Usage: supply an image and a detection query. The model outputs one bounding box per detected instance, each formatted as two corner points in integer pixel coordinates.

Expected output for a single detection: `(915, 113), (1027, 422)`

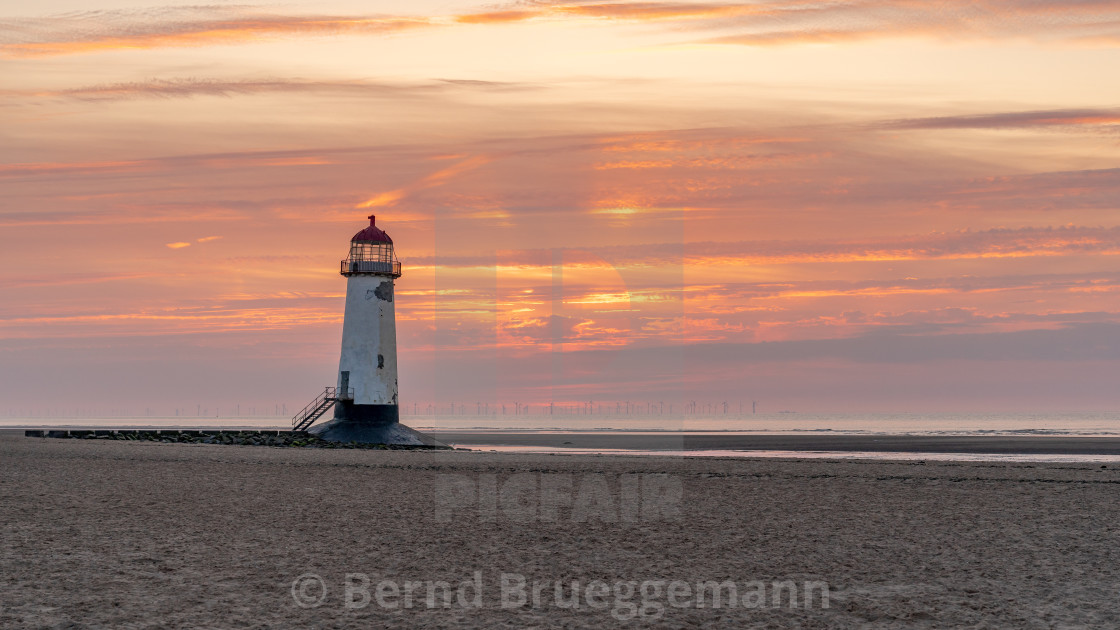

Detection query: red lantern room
(341, 215), (402, 277)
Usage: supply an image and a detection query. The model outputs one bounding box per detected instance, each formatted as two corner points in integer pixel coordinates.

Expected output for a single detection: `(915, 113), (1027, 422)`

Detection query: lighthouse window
(347, 242), (395, 263)
(342, 240), (401, 277)
(377, 354), (385, 369)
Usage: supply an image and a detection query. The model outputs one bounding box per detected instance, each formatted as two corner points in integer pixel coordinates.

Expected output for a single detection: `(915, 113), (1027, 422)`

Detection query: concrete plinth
(307, 418), (445, 446)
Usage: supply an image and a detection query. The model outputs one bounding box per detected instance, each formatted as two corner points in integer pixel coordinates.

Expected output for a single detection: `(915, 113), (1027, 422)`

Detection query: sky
(2, 0), (1120, 417)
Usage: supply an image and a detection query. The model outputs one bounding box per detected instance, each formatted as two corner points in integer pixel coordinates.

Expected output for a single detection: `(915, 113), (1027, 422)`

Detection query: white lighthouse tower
(293, 215), (441, 446)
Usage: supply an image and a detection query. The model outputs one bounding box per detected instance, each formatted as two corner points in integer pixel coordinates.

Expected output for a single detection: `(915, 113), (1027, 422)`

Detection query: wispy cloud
(1, 77), (534, 102)
(405, 225), (1120, 269)
(0, 208), (246, 227)
(357, 155), (492, 209)
(677, 321), (1120, 364)
(0, 159), (150, 177)
(695, 0), (1120, 47)
(0, 272), (156, 290)
(0, 6), (431, 57)
(882, 108), (1120, 131)
(0, 146), (371, 180)
(456, 2), (780, 24)
(4, 1), (1117, 58)
(0, 305), (342, 338)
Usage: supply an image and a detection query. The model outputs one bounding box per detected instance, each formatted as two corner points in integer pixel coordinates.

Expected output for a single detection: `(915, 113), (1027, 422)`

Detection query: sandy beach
(3, 432), (1119, 628)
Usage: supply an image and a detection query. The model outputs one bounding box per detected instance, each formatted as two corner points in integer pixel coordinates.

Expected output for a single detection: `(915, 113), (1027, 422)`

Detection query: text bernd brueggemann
(291, 571), (830, 620)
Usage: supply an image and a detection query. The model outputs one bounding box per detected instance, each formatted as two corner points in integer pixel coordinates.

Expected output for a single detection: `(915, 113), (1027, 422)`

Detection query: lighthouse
(293, 215), (441, 446)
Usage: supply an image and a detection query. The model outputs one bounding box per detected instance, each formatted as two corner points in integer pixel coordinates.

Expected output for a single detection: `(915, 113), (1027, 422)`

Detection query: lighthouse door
(340, 371), (350, 398)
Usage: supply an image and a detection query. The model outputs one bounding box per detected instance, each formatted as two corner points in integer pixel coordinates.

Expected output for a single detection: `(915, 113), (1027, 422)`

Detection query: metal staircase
(291, 386), (353, 431)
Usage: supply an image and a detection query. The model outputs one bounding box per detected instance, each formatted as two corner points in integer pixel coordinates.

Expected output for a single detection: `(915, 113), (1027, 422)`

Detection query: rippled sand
(2, 433), (1118, 628)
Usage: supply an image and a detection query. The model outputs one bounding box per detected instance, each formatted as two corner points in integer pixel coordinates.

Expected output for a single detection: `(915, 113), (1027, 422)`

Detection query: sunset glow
(3, 1), (1120, 415)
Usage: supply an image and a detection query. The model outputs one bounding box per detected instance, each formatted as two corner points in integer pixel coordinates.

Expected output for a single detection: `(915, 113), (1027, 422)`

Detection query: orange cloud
(1, 12), (433, 58)
(0, 151), (340, 180)
(455, 11), (538, 25)
(455, 2), (779, 25)
(7, 1), (1117, 58)
(0, 307), (342, 338)
(0, 160), (150, 177)
(593, 152), (826, 170)
(0, 273), (156, 290)
(405, 226), (1120, 270)
(552, 2), (777, 20)
(356, 155), (490, 209)
(704, 29), (884, 47)
(599, 136), (808, 152)
(0, 208), (245, 228)
(357, 190), (407, 209)
(260, 157), (334, 167)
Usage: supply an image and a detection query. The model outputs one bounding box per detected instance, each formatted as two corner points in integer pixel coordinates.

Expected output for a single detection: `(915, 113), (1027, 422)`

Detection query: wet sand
(3, 433), (1119, 628)
(433, 430), (1120, 454)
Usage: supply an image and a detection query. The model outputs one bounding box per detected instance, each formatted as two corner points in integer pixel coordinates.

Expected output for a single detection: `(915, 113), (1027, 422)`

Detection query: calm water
(9, 412), (1120, 462)
(466, 444), (1120, 464)
(6, 411), (1120, 436)
(413, 411), (1120, 436)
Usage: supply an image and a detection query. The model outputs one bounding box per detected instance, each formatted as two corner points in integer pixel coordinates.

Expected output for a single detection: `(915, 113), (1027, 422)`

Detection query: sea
(7, 411), (1120, 463)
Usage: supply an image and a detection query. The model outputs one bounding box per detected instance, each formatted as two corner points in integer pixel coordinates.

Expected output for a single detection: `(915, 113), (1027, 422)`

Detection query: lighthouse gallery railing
(341, 260), (402, 276)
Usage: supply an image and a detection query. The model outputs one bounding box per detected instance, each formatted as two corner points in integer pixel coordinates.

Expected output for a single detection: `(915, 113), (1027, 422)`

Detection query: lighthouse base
(308, 402), (446, 447)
